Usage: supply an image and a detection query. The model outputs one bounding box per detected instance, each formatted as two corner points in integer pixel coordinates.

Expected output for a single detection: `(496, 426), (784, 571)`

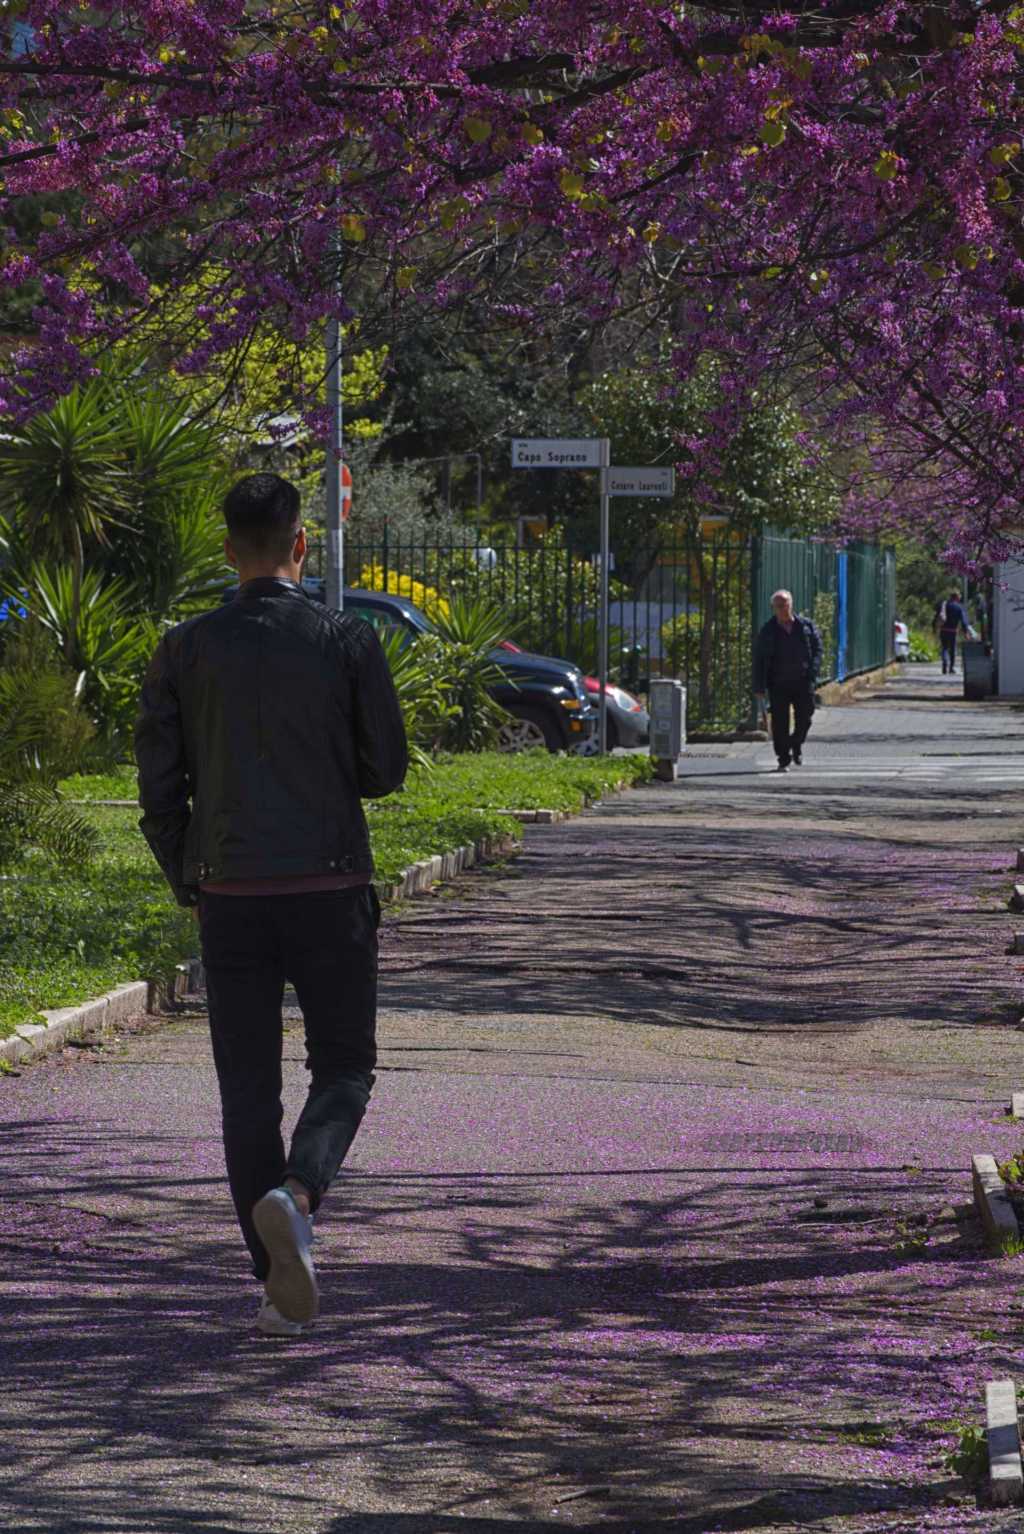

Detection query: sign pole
(324, 5), (345, 613)
(510, 440), (672, 760)
(598, 437), (610, 755)
(324, 308), (343, 610)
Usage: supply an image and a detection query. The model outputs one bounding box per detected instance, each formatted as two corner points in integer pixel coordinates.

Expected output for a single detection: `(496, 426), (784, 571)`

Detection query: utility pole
(324, 293), (344, 611)
(598, 439), (610, 754)
(324, 5), (345, 613)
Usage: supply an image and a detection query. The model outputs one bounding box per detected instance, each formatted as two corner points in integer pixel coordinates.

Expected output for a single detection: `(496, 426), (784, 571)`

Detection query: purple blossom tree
(2, 2), (1023, 558)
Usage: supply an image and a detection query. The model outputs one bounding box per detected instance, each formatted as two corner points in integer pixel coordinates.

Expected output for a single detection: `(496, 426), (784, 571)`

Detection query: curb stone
(0, 981), (150, 1068)
(14, 823), (542, 1032)
(481, 807), (567, 824)
(378, 830), (520, 903)
(973, 1153), (1020, 1248)
(1011, 1093), (1024, 1121)
(377, 780), (640, 903)
(986, 1379), (1024, 1505)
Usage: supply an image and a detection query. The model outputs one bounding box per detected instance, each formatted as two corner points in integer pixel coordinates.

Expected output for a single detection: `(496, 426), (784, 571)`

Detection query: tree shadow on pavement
(379, 820), (1008, 1038)
(0, 1111), (1004, 1534)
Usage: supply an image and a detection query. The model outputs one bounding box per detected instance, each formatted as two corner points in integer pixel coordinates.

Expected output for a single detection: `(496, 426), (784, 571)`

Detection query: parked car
(220, 580), (598, 753)
(893, 619), (910, 661)
(580, 676), (650, 748)
(497, 639), (650, 749)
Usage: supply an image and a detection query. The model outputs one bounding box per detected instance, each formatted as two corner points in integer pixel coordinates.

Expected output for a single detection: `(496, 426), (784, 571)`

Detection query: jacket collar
(236, 576), (306, 599)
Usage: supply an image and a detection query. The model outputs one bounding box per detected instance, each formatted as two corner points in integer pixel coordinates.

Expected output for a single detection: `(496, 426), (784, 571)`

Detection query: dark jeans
(940, 631), (958, 672)
(769, 681), (814, 765)
(199, 885), (380, 1280)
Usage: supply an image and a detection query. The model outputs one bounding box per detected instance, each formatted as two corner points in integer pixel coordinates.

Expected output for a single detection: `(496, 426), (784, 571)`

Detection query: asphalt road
(3, 663), (1024, 1534)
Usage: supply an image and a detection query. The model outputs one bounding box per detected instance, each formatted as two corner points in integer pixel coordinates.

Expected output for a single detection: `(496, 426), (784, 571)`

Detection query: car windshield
(344, 591), (436, 642)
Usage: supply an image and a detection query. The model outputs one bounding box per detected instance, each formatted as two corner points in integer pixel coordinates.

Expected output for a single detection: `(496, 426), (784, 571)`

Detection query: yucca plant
(430, 594), (516, 753)
(0, 561), (157, 747)
(3, 561), (154, 683)
(0, 379), (129, 660)
(379, 630), (455, 769)
(107, 387), (231, 615)
(130, 495), (231, 617)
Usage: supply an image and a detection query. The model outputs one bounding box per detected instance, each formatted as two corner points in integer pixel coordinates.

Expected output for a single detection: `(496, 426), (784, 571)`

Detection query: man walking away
(135, 473), (408, 1338)
(754, 589), (823, 773)
(933, 588), (971, 675)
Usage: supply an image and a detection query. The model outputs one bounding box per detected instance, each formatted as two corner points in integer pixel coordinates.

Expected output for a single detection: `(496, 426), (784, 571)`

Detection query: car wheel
(497, 706), (562, 753)
(580, 710), (617, 751)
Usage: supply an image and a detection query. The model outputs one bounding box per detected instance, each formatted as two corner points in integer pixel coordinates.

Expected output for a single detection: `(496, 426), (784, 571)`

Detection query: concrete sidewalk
(3, 663), (1024, 1533)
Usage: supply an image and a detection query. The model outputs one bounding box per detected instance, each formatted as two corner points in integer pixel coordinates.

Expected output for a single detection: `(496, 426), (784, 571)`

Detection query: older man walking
(135, 473), (408, 1337)
(754, 589), (823, 773)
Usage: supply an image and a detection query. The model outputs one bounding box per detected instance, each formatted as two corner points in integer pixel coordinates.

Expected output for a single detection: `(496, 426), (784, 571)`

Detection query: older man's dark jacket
(753, 613), (822, 694)
(134, 577), (408, 907)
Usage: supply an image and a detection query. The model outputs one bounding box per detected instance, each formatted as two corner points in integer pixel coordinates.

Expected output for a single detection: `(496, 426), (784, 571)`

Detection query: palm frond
(0, 379), (128, 557)
(1, 563), (154, 678)
(0, 778), (97, 870)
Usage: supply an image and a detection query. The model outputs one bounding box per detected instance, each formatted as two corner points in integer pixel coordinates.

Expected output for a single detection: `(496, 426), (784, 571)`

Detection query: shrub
(430, 594), (514, 753)
(659, 608), (750, 731)
(0, 622), (97, 871)
(380, 631), (456, 768)
(812, 591), (836, 680)
(381, 595), (513, 757)
(357, 563), (450, 622)
(2, 562), (156, 750)
(909, 627), (939, 662)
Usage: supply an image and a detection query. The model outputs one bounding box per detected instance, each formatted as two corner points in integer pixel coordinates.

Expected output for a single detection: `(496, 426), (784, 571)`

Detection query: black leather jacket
(134, 578), (408, 907)
(753, 614), (822, 693)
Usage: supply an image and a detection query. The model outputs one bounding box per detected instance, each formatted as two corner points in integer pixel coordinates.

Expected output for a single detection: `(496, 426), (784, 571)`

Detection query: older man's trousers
(769, 682), (814, 765)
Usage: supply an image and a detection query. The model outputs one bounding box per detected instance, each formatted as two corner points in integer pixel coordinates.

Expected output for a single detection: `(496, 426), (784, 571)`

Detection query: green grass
(0, 804), (198, 1040)
(0, 751), (651, 1039)
(60, 766), (139, 800)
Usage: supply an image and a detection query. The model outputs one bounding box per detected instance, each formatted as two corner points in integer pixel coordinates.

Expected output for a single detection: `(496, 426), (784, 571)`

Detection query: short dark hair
(224, 474), (301, 560)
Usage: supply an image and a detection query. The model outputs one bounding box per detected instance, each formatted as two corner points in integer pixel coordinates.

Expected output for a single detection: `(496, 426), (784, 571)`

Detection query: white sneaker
(255, 1296), (307, 1338)
(252, 1188), (319, 1324)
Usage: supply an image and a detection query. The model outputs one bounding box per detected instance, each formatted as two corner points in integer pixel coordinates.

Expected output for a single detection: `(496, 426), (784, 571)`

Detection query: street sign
(607, 466), (675, 498)
(507, 435), (615, 753)
(511, 438), (605, 469)
(340, 461), (352, 522)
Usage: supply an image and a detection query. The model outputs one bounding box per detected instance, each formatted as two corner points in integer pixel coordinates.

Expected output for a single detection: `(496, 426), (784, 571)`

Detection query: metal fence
(308, 526), (894, 731)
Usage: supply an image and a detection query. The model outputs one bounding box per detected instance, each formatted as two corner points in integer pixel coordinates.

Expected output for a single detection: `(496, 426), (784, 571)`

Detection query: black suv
(221, 580), (598, 753)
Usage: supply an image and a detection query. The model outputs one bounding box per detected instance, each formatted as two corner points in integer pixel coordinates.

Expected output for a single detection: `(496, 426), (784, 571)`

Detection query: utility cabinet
(649, 679), (686, 781)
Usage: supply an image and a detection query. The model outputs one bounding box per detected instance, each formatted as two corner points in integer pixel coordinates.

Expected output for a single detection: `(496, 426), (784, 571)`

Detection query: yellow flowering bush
(357, 564), (450, 623)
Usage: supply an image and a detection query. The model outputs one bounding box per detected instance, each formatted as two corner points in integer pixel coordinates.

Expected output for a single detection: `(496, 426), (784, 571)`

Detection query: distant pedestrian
(933, 588), (971, 675)
(135, 473), (408, 1338)
(754, 590), (823, 773)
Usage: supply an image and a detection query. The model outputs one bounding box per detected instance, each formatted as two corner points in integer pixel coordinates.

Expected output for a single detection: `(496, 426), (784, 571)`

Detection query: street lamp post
(324, 6), (345, 613)
(324, 299), (344, 612)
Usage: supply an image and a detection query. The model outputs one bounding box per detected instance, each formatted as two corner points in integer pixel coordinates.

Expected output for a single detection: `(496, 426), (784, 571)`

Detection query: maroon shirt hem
(200, 872), (370, 897)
